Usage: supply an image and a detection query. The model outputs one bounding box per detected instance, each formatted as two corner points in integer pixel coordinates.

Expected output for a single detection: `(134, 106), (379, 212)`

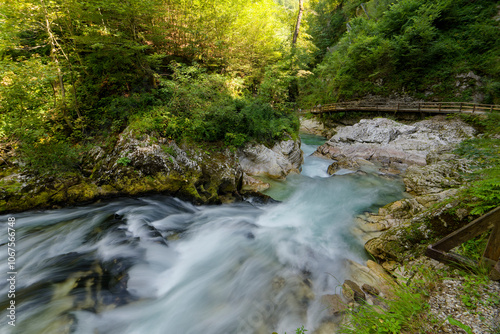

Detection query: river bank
(0, 130), (303, 213)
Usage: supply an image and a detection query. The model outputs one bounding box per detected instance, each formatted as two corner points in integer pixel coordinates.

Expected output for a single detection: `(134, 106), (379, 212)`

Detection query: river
(0, 134), (405, 334)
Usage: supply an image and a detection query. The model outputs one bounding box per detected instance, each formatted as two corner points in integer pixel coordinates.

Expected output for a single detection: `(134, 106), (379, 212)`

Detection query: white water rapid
(0, 134), (405, 334)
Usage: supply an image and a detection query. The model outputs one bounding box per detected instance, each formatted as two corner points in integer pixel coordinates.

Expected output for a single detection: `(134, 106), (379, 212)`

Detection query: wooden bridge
(308, 101), (500, 115)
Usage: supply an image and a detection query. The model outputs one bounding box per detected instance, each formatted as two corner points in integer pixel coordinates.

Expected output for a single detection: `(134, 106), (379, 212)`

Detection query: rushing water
(0, 134), (405, 334)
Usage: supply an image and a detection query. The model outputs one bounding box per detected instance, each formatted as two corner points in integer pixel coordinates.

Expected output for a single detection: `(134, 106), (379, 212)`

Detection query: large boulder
(314, 117), (475, 172)
(299, 117), (335, 138)
(238, 139), (303, 178)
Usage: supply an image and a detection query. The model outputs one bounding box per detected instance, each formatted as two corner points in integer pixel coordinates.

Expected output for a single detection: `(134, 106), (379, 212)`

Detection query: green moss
(67, 183), (100, 202)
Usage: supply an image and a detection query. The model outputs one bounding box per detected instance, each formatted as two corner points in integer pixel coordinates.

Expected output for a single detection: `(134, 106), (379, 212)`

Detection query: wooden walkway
(308, 101), (500, 115)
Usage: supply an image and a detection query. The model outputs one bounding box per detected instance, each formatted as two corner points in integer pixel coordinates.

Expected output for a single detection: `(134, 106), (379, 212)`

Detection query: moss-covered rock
(0, 127), (299, 213)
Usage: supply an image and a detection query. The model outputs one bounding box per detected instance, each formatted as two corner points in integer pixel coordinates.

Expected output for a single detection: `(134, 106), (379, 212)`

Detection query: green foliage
(453, 112), (500, 216)
(162, 145), (177, 157)
(295, 326), (307, 334)
(447, 317), (473, 334)
(129, 63), (299, 146)
(302, 0), (500, 104)
(339, 263), (499, 334)
(456, 232), (490, 263)
(18, 140), (82, 175)
(0, 0), (303, 172)
(116, 157), (131, 167)
(455, 270), (498, 311)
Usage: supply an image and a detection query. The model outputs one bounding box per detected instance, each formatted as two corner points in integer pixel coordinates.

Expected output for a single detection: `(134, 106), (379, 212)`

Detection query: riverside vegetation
(1, 0), (500, 333)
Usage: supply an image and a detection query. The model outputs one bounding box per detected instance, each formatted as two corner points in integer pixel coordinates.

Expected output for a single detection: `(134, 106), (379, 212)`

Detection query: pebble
(427, 277), (500, 333)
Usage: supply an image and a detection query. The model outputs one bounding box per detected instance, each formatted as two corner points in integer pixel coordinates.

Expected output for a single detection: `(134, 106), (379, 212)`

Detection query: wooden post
(439, 103), (442, 112)
(459, 103), (462, 113)
(482, 219), (500, 267)
(490, 260), (500, 281)
(473, 104), (476, 113)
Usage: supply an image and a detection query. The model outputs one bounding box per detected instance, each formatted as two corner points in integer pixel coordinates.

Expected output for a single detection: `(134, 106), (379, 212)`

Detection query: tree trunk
(292, 0), (304, 45)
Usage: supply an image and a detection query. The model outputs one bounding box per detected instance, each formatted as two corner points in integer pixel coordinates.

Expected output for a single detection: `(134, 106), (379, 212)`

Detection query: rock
(342, 280), (365, 302)
(365, 236), (404, 262)
(344, 259), (396, 298)
(327, 158), (360, 175)
(362, 284), (380, 296)
(366, 260), (394, 282)
(314, 117), (475, 172)
(313, 322), (339, 334)
(341, 284), (355, 303)
(414, 188), (459, 208)
(299, 117), (335, 138)
(238, 139), (303, 178)
(381, 261), (398, 272)
(404, 158), (469, 197)
(321, 294), (348, 316)
(272, 276), (286, 291)
(241, 173), (270, 192)
(381, 198), (425, 220)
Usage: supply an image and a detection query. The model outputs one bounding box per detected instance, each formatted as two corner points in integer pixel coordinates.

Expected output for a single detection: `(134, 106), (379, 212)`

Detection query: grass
(338, 266), (440, 334)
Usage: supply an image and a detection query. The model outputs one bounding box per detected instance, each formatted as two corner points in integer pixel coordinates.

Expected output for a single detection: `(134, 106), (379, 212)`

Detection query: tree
(292, 0), (304, 45)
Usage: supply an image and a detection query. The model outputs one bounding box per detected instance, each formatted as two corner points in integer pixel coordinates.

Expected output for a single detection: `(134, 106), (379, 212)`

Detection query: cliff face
(0, 129), (302, 213)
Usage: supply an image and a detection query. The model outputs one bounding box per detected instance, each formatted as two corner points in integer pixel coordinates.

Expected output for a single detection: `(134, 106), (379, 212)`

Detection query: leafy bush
(129, 64), (299, 146)
(18, 139), (81, 175)
(454, 120), (500, 215)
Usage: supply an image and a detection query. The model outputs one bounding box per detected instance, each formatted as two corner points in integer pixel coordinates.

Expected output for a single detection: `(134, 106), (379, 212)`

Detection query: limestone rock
(314, 117), (475, 172)
(313, 322), (339, 334)
(381, 261), (398, 272)
(344, 259), (396, 298)
(327, 158), (360, 175)
(321, 294), (348, 316)
(362, 283), (380, 296)
(241, 173), (270, 192)
(365, 237), (402, 261)
(238, 139), (303, 178)
(299, 117), (335, 138)
(404, 158), (470, 197)
(342, 280), (365, 302)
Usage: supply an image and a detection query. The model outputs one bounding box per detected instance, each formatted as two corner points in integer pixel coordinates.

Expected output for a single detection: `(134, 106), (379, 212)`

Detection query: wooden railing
(425, 206), (500, 280)
(308, 101), (500, 114)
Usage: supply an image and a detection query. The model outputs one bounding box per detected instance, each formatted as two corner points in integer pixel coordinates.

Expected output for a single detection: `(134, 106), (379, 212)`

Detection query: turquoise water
(0, 134), (405, 334)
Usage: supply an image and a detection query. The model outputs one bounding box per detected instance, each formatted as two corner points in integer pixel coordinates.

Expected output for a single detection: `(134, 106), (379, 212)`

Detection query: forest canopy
(301, 0), (500, 105)
(0, 0), (499, 174)
(0, 0), (307, 173)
